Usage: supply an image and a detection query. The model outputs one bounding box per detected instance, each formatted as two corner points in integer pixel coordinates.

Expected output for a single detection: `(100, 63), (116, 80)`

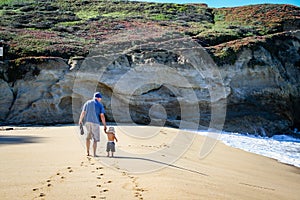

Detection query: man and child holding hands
(79, 92), (118, 157)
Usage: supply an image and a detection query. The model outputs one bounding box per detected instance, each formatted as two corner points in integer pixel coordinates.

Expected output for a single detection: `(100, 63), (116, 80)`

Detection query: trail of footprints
(82, 157), (110, 199)
(32, 156), (146, 199)
(122, 171), (146, 200)
(128, 143), (170, 150)
(32, 166), (74, 199)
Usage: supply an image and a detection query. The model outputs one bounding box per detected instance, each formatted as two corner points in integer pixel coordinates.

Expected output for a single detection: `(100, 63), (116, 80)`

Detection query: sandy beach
(0, 125), (299, 200)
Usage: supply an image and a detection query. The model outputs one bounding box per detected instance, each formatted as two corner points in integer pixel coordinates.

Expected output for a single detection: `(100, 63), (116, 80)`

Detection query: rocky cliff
(0, 1), (299, 136)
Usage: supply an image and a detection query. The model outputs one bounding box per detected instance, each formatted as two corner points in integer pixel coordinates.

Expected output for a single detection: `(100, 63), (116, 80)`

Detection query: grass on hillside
(0, 0), (34, 6)
(0, 0), (299, 63)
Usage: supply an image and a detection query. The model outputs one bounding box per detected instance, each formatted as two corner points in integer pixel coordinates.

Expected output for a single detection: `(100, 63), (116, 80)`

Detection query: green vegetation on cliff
(0, 0), (299, 64)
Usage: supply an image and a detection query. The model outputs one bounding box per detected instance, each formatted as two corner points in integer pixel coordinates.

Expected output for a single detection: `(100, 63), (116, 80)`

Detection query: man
(79, 92), (107, 157)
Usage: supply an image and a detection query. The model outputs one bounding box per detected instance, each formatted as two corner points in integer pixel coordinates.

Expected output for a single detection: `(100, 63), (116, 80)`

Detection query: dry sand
(0, 125), (299, 200)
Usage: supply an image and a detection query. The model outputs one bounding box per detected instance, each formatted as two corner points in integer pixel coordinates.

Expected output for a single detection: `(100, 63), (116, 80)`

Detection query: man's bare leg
(86, 139), (90, 156)
(93, 141), (98, 157)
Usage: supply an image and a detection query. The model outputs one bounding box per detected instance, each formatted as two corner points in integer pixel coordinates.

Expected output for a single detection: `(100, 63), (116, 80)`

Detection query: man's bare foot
(93, 154), (99, 157)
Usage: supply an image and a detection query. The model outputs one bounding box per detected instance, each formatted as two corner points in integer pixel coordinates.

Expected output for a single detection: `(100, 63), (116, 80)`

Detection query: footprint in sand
(129, 176), (136, 181)
(99, 188), (109, 194)
(67, 167), (73, 173)
(134, 192), (144, 200)
(96, 173), (104, 179)
(103, 180), (112, 184)
(39, 192), (46, 197)
(136, 188), (145, 192)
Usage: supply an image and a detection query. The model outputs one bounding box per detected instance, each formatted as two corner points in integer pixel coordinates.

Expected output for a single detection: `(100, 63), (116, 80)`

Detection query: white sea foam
(196, 131), (300, 168)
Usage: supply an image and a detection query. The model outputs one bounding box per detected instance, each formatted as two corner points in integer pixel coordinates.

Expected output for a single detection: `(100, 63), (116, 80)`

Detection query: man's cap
(94, 92), (102, 98)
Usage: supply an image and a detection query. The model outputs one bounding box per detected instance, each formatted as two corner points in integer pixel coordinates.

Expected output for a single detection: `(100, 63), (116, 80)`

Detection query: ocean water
(197, 131), (300, 168)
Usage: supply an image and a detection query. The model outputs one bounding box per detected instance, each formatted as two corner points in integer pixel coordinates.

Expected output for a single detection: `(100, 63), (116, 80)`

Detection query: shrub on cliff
(0, 0), (299, 63)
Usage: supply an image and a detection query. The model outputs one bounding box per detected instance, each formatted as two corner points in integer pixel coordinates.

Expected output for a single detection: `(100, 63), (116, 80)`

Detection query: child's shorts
(106, 141), (115, 152)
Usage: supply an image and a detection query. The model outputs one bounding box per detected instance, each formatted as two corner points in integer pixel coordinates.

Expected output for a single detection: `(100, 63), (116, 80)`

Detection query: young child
(105, 127), (118, 157)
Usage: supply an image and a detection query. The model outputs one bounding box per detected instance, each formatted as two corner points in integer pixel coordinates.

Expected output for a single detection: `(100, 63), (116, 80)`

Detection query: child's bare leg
(107, 152), (109, 157)
(111, 152), (114, 157)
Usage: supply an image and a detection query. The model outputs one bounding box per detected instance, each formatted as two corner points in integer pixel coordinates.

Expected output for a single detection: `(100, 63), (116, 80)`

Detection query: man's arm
(78, 111), (86, 124)
(100, 113), (107, 132)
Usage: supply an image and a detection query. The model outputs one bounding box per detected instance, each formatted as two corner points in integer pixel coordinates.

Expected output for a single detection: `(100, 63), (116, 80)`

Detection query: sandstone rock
(1, 58), (75, 124)
(0, 79), (14, 120)
(222, 31), (300, 135)
(0, 32), (299, 137)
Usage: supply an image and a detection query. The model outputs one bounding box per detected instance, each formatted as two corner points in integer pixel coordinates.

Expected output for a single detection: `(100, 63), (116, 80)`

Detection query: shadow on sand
(0, 135), (43, 145)
(98, 155), (209, 176)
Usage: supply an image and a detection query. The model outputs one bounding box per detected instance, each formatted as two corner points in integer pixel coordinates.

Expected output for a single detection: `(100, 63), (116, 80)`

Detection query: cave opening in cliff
(128, 84), (181, 127)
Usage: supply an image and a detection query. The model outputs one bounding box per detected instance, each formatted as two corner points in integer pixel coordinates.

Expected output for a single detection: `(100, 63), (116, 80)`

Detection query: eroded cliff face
(0, 31), (299, 136)
(0, 58), (74, 124)
(222, 31), (300, 135)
